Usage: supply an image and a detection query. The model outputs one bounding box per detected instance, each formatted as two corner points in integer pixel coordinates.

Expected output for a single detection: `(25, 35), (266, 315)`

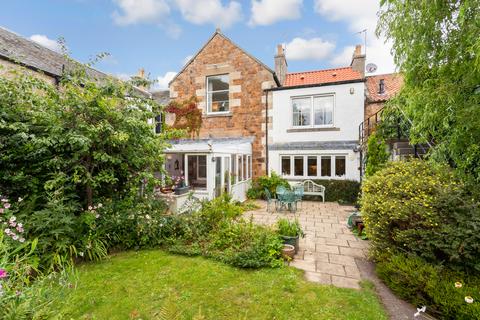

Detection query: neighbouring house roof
(151, 90), (170, 106)
(283, 67), (363, 88)
(0, 26), (150, 97)
(366, 73), (404, 103)
(0, 26), (107, 80)
(168, 29), (280, 87)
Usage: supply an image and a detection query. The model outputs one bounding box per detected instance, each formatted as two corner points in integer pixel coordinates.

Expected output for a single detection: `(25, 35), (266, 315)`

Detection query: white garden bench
(299, 180), (326, 202)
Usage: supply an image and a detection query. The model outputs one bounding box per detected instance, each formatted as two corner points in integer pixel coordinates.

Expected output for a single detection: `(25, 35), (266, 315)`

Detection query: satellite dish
(366, 63), (377, 73)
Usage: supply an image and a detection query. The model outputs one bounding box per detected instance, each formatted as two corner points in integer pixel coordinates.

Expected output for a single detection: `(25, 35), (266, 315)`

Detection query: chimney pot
(350, 44), (366, 78)
(274, 44), (287, 86)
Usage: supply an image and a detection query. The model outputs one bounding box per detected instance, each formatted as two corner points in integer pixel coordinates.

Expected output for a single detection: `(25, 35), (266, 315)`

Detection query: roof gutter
(265, 78), (365, 92)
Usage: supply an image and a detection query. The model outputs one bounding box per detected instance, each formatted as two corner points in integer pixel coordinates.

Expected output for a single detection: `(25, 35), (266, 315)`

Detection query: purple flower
(4, 203), (10, 209)
(0, 269), (7, 279)
(0, 208), (3, 214)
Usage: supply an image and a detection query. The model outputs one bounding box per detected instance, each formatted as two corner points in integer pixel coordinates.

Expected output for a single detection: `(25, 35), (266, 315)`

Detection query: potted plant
(277, 218), (305, 253)
(172, 174), (189, 195)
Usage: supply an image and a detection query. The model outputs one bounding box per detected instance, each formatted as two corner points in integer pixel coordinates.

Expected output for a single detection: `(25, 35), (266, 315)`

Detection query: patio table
(276, 188), (298, 213)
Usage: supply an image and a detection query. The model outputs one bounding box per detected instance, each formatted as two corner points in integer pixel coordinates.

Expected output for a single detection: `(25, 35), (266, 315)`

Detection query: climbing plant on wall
(165, 96), (202, 138)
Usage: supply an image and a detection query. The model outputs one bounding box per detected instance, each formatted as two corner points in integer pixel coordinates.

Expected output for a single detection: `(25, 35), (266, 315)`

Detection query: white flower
(79, 252), (84, 257)
(145, 214), (151, 220)
(17, 223), (22, 228)
(4, 228), (11, 234)
(95, 214), (100, 219)
(9, 216), (16, 223)
(88, 206), (93, 210)
(97, 203), (103, 208)
(1, 199), (7, 202)
(12, 235), (19, 241)
(19, 237), (25, 243)
(18, 197), (23, 202)
(4, 203), (10, 209)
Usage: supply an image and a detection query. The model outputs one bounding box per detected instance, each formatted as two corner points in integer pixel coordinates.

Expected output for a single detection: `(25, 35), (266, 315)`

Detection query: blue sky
(1, 0), (394, 90)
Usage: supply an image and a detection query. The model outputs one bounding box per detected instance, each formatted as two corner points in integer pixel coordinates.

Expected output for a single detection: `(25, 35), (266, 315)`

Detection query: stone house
(164, 30), (280, 204)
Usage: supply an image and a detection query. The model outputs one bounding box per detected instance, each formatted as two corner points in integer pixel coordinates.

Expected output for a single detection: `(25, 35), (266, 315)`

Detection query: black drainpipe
(264, 89), (269, 176)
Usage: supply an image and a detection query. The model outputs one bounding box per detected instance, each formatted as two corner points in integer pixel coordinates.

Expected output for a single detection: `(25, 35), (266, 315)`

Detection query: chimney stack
(350, 44), (366, 78)
(274, 44), (287, 86)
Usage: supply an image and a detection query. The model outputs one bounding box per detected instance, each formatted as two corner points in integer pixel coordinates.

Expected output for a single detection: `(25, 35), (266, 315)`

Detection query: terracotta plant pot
(281, 244), (295, 260)
(281, 235), (299, 253)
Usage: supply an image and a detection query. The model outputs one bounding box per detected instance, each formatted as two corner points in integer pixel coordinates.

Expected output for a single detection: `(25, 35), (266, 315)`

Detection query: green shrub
(97, 195), (169, 250)
(210, 220), (283, 268)
(312, 179), (360, 204)
(365, 132), (390, 177)
(361, 160), (480, 272)
(276, 219), (304, 237)
(162, 195), (283, 269)
(376, 252), (480, 320)
(247, 172), (290, 199)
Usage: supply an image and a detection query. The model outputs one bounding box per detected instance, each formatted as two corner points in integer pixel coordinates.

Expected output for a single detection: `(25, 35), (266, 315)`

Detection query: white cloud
(174, 0), (242, 28)
(284, 37), (335, 61)
(29, 34), (62, 53)
(314, 0), (396, 74)
(182, 54), (193, 66)
(112, 0), (170, 26)
(249, 0), (302, 26)
(153, 71), (177, 90)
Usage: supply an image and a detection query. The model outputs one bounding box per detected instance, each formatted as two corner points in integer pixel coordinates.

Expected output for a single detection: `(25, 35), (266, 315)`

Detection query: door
(214, 156), (222, 197)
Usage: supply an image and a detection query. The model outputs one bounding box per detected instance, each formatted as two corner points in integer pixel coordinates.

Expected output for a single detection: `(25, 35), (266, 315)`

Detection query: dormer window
(378, 79), (385, 94)
(207, 74), (229, 113)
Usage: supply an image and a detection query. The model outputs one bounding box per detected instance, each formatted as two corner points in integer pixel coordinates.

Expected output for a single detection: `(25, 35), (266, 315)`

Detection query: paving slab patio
(244, 200), (365, 289)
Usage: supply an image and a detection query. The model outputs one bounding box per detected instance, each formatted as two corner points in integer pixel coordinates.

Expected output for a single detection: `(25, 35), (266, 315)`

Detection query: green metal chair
(264, 188), (277, 213)
(293, 184), (304, 209)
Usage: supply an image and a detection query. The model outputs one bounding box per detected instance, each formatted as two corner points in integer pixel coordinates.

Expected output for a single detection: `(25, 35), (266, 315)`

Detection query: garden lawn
(57, 250), (387, 320)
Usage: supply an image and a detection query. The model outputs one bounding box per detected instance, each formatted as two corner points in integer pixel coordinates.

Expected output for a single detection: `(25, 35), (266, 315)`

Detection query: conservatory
(159, 137), (253, 212)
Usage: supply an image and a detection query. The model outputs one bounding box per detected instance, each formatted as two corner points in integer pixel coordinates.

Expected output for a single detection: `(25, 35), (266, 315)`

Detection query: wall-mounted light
(350, 88), (355, 95)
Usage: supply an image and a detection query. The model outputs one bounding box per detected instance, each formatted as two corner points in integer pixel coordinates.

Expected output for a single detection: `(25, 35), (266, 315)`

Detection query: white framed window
(206, 74), (229, 113)
(292, 94), (334, 127)
(335, 156), (346, 177)
(279, 154), (347, 179)
(237, 155), (243, 182)
(231, 154), (236, 185)
(281, 156), (291, 176)
(246, 155), (251, 179)
(186, 154), (207, 189)
(294, 156), (304, 176)
(313, 96), (334, 126)
(321, 156), (331, 177)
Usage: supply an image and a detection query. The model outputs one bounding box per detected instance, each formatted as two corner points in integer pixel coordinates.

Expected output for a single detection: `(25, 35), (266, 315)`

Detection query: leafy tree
(365, 132), (390, 177)
(378, 0), (480, 184)
(0, 59), (179, 208)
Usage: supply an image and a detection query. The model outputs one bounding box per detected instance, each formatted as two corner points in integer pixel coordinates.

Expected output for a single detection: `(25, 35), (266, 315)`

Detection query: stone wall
(169, 33), (277, 177)
(0, 58), (56, 84)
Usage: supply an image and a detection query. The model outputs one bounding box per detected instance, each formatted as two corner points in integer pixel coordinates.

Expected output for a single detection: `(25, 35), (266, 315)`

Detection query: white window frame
(291, 94), (335, 128)
(279, 154), (347, 179)
(206, 74), (230, 114)
(184, 154), (208, 190)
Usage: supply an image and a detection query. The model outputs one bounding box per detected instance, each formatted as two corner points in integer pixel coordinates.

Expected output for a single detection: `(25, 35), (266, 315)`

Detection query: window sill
(287, 127), (340, 133)
(203, 112), (232, 118)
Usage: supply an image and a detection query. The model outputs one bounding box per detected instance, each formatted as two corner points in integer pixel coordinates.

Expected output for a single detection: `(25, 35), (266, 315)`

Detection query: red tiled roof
(284, 67), (362, 87)
(366, 73), (404, 102)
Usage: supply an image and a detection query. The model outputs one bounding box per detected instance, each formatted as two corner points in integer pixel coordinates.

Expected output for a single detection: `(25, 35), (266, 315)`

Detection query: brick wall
(169, 33), (277, 178)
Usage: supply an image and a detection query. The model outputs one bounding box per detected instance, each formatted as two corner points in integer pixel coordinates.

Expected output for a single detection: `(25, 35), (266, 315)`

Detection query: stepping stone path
(245, 201), (367, 289)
